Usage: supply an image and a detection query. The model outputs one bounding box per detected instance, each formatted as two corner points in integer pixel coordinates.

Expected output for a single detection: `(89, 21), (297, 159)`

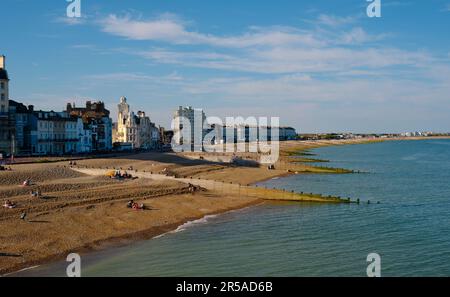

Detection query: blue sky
(1, 0), (450, 132)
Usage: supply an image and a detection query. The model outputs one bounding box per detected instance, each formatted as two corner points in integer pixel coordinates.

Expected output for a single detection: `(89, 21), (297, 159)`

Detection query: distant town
(0, 54), (448, 159)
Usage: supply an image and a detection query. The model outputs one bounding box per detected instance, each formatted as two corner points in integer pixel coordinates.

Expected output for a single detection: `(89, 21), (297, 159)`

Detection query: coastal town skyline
(1, 53), (302, 157)
(2, 0), (450, 133)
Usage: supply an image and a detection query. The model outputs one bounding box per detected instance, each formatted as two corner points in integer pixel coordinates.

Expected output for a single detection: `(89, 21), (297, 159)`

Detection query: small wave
(152, 204), (259, 240)
(173, 215), (218, 233)
(152, 215), (219, 239)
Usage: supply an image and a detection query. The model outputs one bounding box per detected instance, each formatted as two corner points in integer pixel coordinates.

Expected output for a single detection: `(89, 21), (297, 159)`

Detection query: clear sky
(1, 0), (450, 133)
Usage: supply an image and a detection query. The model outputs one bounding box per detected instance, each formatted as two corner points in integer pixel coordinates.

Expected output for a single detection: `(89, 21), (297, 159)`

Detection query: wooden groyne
(71, 167), (357, 204)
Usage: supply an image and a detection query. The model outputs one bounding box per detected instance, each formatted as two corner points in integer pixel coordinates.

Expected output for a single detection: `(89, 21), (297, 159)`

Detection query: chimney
(0, 55), (5, 69)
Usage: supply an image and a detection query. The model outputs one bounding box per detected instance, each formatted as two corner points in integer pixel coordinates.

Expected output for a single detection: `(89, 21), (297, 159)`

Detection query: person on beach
(3, 200), (16, 209)
(127, 200), (145, 210)
(187, 183), (200, 194)
(132, 203), (145, 211)
(127, 200), (134, 208)
(20, 212), (27, 220)
(30, 190), (42, 198)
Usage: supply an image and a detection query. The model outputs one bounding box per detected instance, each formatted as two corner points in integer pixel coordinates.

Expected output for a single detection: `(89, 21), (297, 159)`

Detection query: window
(0, 82), (4, 89)
(1, 93), (4, 100)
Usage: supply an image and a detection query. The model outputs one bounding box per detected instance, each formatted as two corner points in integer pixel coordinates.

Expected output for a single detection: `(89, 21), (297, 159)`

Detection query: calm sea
(14, 139), (450, 276)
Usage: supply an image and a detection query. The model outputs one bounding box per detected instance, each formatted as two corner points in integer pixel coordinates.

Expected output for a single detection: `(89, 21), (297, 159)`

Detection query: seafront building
(6, 101), (108, 156)
(172, 105), (297, 150)
(8, 101), (36, 155)
(0, 54), (115, 157)
(159, 127), (174, 146)
(172, 106), (206, 149)
(5, 103), (113, 156)
(115, 96), (160, 150)
(34, 110), (82, 155)
(5, 100), (91, 156)
(66, 101), (113, 152)
(0, 55), (15, 157)
(212, 125), (297, 144)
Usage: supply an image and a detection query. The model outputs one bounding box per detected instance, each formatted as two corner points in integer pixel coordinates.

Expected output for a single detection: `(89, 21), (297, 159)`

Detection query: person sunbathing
(127, 200), (134, 208)
(3, 200), (16, 209)
(132, 202), (145, 210)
